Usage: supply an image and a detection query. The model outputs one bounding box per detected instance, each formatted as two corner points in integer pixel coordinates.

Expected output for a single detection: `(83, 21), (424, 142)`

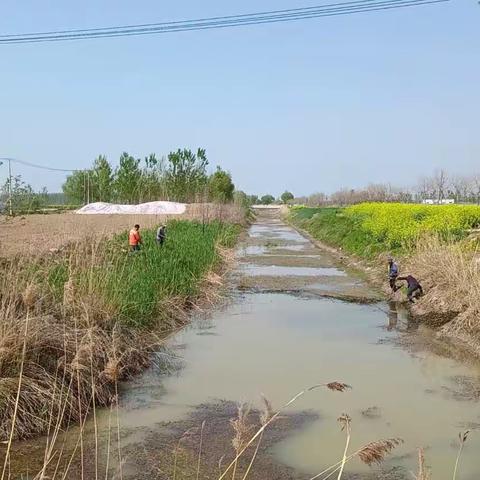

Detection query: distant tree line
(62, 148), (235, 205)
(232, 191), (295, 207)
(290, 169), (480, 207)
(0, 148), (237, 215)
(0, 181), (73, 214)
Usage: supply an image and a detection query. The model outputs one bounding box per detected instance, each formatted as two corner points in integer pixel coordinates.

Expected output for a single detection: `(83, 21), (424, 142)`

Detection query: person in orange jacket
(129, 224), (142, 252)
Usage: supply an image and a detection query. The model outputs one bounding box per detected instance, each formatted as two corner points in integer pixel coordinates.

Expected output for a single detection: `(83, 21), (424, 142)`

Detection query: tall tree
(280, 191), (294, 204)
(471, 174), (480, 204)
(433, 169), (448, 202)
(208, 167), (235, 203)
(92, 155), (114, 202)
(164, 148), (208, 202)
(63, 170), (90, 204)
(138, 154), (167, 202)
(113, 152), (142, 204)
(260, 194), (275, 205)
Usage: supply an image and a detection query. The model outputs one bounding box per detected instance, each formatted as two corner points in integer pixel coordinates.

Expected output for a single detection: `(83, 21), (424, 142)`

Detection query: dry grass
(219, 382), (353, 480)
(399, 235), (480, 355)
(0, 218), (240, 443)
(0, 203), (245, 258)
(357, 438), (403, 466)
(414, 448), (431, 480)
(406, 236), (479, 317)
(453, 431), (469, 480)
(0, 281), (153, 441)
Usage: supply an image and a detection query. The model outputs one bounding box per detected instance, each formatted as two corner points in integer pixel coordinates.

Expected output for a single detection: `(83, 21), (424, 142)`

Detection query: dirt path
(234, 214), (382, 303)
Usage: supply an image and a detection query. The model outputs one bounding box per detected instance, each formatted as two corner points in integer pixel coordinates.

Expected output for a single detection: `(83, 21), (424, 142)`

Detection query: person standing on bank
(129, 224), (142, 252)
(156, 224), (167, 247)
(388, 256), (399, 292)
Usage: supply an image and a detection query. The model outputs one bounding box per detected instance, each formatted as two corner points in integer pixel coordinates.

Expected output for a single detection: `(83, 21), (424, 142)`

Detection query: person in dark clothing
(388, 257), (399, 292)
(156, 224), (166, 246)
(397, 275), (423, 303)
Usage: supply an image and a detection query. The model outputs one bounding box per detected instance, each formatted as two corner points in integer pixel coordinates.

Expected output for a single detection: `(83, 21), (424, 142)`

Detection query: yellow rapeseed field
(346, 202), (480, 248)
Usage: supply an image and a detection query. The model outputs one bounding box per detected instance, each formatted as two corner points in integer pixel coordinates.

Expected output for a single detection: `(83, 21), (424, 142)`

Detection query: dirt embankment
(287, 218), (480, 359)
(0, 203), (245, 257)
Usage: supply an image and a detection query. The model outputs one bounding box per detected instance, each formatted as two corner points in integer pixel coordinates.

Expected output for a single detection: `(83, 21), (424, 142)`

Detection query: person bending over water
(397, 275), (423, 303)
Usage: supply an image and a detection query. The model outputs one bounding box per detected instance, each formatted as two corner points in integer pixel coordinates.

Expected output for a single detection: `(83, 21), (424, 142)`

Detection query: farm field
(0, 203), (245, 257)
(289, 203), (480, 258)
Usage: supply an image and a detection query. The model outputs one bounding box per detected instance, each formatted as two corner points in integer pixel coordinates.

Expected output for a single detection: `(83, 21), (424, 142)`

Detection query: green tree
(260, 194), (275, 205)
(1, 175), (43, 213)
(164, 148), (208, 202)
(92, 155), (114, 202)
(63, 170), (89, 204)
(138, 154), (167, 202)
(208, 167), (235, 203)
(280, 191), (294, 204)
(113, 153), (142, 204)
(247, 194), (259, 205)
(63, 156), (113, 204)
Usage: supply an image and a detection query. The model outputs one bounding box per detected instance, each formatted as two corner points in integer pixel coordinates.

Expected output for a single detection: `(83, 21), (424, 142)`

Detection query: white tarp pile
(76, 201), (187, 215)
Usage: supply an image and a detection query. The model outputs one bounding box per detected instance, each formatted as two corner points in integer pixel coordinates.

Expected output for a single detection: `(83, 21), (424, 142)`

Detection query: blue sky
(0, 0), (478, 197)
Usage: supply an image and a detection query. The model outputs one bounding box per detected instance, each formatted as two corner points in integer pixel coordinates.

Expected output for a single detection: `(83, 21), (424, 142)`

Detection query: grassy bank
(289, 203), (480, 356)
(290, 203), (480, 258)
(0, 220), (242, 441)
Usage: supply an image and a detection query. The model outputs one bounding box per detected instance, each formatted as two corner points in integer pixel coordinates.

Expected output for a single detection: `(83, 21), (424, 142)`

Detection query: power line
(0, 0), (450, 45)
(0, 158), (93, 206)
(0, 157), (80, 172)
(0, 0), (450, 43)
(0, 0), (402, 38)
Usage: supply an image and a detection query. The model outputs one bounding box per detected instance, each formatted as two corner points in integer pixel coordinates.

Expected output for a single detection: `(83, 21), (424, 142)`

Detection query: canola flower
(345, 203), (480, 249)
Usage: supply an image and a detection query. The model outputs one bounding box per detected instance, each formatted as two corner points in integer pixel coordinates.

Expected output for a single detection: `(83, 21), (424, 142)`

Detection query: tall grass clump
(95, 220), (241, 327)
(0, 219), (241, 442)
(405, 234), (480, 349)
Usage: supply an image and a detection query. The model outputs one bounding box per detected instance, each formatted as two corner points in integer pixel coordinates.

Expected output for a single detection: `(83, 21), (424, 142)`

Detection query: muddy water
(11, 216), (480, 479)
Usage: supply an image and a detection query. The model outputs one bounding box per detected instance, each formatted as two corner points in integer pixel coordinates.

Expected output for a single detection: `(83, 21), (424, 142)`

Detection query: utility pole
(8, 158), (13, 216)
(87, 170), (90, 204)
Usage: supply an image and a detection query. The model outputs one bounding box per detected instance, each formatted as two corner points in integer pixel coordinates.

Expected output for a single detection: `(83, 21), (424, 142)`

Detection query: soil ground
(0, 204), (244, 257)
